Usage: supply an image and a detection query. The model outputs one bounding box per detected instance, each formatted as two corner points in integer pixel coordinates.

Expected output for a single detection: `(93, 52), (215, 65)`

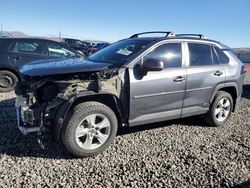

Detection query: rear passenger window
(212, 47), (220, 65)
(143, 43), (182, 68)
(214, 46), (229, 64)
(14, 41), (45, 55)
(188, 43), (215, 66)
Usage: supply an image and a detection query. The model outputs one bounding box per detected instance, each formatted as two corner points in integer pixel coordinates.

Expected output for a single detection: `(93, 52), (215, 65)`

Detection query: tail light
(241, 65), (247, 74)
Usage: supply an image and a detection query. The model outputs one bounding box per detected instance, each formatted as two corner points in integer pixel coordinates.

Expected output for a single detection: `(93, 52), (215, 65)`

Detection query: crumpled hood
(20, 58), (113, 77)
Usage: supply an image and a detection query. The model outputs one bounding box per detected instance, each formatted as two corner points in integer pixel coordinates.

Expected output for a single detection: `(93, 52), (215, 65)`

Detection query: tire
(0, 70), (18, 92)
(77, 50), (85, 58)
(205, 91), (233, 127)
(88, 50), (93, 56)
(83, 52), (88, 57)
(61, 101), (118, 157)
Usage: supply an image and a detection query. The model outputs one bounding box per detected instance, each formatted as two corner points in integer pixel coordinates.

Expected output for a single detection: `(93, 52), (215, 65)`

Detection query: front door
(129, 42), (186, 126)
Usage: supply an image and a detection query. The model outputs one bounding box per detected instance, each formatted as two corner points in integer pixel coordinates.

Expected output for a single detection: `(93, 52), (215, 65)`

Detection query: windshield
(74, 40), (85, 47)
(88, 39), (153, 65)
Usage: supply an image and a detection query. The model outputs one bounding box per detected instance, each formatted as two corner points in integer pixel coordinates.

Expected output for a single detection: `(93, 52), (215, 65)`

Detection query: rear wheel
(61, 102), (118, 157)
(205, 91), (233, 127)
(0, 70), (18, 92)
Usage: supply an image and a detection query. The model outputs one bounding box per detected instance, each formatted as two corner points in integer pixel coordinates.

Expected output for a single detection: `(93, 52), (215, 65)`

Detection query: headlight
(31, 96), (37, 104)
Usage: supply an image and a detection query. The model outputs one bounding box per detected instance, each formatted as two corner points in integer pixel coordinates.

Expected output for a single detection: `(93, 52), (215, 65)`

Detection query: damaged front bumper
(15, 95), (43, 135)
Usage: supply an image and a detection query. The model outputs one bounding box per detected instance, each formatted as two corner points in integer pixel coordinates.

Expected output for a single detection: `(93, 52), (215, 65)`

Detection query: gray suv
(15, 32), (246, 157)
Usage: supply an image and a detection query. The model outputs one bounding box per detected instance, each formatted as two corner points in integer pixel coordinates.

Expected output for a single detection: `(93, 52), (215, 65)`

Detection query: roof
(0, 31), (12, 38)
(127, 31), (221, 45)
(124, 36), (221, 45)
(0, 37), (61, 42)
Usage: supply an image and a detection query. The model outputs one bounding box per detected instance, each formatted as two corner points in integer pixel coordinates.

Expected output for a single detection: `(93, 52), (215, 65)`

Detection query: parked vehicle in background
(82, 41), (94, 47)
(83, 40), (103, 47)
(62, 38), (91, 56)
(0, 38), (83, 92)
(88, 42), (110, 56)
(15, 31), (245, 157)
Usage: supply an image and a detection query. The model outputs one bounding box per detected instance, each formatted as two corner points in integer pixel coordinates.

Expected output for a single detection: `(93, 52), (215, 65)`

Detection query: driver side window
(143, 43), (182, 68)
(47, 42), (76, 58)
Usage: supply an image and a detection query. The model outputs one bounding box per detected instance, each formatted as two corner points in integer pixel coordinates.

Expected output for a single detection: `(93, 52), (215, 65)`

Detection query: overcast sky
(1, 0), (250, 47)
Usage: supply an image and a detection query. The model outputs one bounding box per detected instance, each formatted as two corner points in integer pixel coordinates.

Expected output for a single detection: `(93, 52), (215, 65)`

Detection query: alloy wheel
(0, 74), (14, 89)
(214, 97), (231, 122)
(75, 113), (111, 150)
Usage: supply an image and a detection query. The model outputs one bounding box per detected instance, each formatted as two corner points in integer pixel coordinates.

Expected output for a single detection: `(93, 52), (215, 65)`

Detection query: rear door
(129, 42), (187, 126)
(181, 42), (226, 117)
(0, 39), (13, 68)
(8, 40), (49, 68)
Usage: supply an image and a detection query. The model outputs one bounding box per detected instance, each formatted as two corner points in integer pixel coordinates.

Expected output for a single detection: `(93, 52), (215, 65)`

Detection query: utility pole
(59, 31), (61, 42)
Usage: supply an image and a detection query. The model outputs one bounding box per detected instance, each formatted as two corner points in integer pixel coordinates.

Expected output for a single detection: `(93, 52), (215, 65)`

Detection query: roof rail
(129, 31), (175, 38)
(175, 34), (206, 39)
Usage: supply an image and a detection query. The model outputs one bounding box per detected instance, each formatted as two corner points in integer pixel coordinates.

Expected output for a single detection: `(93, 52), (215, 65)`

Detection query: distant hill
(233, 48), (250, 63)
(232, 48), (250, 54)
(6, 31), (107, 43)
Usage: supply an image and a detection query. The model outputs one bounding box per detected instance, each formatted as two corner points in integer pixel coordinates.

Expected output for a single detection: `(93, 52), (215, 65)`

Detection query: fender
(53, 97), (75, 141)
(210, 82), (239, 112)
(0, 65), (22, 80)
(210, 82), (239, 104)
(53, 91), (124, 141)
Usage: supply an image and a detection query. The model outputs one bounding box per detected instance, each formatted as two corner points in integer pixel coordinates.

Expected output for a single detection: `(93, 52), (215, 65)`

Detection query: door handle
(173, 76), (186, 82)
(11, 55), (21, 60)
(214, 71), (223, 76)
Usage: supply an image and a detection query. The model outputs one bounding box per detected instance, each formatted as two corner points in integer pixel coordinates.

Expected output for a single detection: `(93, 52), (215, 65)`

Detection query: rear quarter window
(214, 46), (229, 64)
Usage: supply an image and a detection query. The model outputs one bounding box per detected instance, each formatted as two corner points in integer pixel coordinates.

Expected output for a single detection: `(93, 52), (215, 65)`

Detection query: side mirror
(142, 59), (164, 73)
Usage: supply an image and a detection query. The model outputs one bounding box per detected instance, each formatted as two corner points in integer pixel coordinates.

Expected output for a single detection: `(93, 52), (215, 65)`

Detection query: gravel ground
(0, 65), (249, 187)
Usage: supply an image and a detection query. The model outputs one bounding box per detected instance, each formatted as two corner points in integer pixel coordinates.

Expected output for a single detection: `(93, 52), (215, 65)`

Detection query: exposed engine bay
(15, 68), (126, 135)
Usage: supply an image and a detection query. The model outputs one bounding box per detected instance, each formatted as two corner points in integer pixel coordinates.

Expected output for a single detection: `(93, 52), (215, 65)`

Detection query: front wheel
(88, 50), (93, 56)
(61, 102), (118, 157)
(205, 91), (233, 127)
